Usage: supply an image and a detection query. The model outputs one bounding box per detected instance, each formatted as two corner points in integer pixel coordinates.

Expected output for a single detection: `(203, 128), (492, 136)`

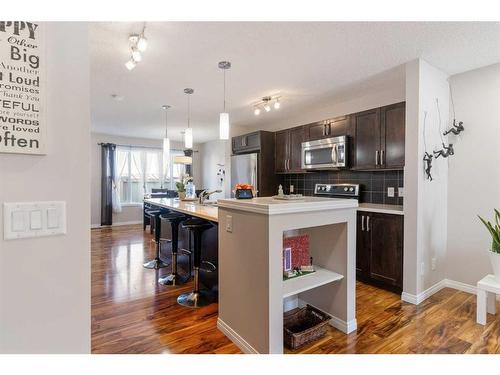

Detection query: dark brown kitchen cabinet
(356, 211), (403, 294)
(305, 116), (349, 141)
(275, 126), (305, 173)
(380, 102), (405, 169)
(352, 102), (405, 170)
(232, 131), (261, 153)
(352, 108), (380, 170)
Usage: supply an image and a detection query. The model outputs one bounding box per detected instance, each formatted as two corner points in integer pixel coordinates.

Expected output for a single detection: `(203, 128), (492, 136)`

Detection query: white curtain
(112, 151), (127, 213)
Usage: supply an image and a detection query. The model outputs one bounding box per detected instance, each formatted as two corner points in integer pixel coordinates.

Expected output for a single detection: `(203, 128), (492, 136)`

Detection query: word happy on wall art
(0, 21), (46, 155)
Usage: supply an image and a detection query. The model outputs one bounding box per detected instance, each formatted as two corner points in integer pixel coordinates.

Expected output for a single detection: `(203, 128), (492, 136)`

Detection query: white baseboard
(402, 279), (447, 305)
(402, 278), (500, 305)
(298, 298), (356, 334)
(329, 315), (357, 334)
(91, 220), (142, 229)
(217, 318), (259, 354)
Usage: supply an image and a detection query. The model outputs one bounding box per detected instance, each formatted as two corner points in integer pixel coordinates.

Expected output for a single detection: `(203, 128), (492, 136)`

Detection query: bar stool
(144, 208), (157, 234)
(158, 212), (192, 286)
(177, 218), (214, 308)
(143, 209), (170, 269)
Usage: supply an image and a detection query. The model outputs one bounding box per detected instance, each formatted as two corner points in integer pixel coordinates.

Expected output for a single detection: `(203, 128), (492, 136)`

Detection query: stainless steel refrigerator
(230, 153), (258, 198)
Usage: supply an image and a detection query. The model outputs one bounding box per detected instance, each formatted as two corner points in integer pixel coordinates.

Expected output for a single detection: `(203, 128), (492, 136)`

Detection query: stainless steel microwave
(301, 136), (348, 169)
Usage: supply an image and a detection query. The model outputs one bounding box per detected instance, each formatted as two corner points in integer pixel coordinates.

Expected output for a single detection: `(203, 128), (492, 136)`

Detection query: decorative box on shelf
(283, 234), (315, 280)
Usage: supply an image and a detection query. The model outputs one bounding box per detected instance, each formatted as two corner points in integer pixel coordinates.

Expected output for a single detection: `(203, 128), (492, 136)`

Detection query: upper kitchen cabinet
(352, 102), (405, 170)
(275, 125), (305, 174)
(232, 131), (261, 154)
(352, 108), (381, 170)
(380, 102), (406, 169)
(305, 116), (349, 141)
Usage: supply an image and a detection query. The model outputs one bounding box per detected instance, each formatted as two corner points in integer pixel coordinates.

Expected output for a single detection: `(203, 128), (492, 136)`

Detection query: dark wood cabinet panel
(356, 211), (403, 293)
(306, 121), (328, 141)
(274, 126), (304, 173)
(289, 126), (305, 172)
(356, 212), (370, 276)
(369, 213), (403, 289)
(352, 108), (380, 170)
(232, 131), (261, 153)
(275, 130), (289, 173)
(381, 102), (405, 169)
(328, 116), (348, 138)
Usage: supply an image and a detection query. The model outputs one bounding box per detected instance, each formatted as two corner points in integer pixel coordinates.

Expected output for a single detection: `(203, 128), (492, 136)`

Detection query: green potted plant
(175, 181), (186, 200)
(478, 209), (500, 282)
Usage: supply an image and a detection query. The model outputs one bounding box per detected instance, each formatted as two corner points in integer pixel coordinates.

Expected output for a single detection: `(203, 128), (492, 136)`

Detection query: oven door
(301, 136), (346, 169)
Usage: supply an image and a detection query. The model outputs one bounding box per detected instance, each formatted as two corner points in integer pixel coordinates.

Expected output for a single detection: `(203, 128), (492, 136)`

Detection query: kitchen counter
(144, 198), (218, 222)
(217, 196), (358, 215)
(358, 203), (404, 215)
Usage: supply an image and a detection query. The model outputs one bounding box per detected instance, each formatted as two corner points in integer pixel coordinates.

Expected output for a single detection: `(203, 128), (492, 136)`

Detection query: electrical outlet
(387, 187), (395, 197)
(431, 257), (436, 271)
(420, 262), (425, 276)
(398, 187), (404, 197)
(290, 185), (294, 193)
(226, 215), (233, 233)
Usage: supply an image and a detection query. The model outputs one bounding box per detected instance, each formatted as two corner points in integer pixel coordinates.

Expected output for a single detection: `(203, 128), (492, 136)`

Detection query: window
(116, 147), (186, 204)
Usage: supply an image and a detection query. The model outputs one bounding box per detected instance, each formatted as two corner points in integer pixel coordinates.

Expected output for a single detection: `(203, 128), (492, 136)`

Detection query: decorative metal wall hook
(423, 152), (434, 181)
(443, 119), (465, 136)
(433, 143), (455, 159)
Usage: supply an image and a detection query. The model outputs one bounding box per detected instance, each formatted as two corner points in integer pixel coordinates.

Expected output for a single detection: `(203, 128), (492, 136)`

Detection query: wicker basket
(283, 304), (330, 350)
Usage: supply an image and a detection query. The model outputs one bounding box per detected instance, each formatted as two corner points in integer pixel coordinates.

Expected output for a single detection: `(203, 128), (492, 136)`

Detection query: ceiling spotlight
(131, 48), (142, 62)
(264, 103), (271, 112)
(274, 98), (281, 110)
(125, 59), (136, 70)
(254, 107), (261, 116)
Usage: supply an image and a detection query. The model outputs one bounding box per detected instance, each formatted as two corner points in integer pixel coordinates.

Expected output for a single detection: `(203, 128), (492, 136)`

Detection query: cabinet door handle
(381, 149), (385, 165)
(322, 125), (326, 136)
(366, 216), (370, 232)
(375, 150), (379, 166)
(361, 215), (365, 231)
(327, 123), (331, 135)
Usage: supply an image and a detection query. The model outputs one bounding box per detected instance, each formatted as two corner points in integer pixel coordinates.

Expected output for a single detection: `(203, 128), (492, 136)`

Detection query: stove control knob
(344, 187), (348, 191)
(349, 187), (354, 192)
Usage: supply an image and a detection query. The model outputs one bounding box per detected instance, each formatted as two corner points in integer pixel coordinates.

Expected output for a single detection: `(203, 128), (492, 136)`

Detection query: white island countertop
(217, 196), (358, 215)
(358, 203), (404, 215)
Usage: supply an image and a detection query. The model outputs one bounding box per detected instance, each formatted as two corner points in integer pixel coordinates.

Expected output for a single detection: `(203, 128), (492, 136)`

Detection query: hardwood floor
(91, 224), (500, 354)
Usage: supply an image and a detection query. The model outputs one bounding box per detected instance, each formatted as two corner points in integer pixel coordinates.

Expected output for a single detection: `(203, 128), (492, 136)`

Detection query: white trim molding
(91, 220), (142, 229)
(329, 315), (357, 334)
(402, 278), (500, 305)
(217, 318), (259, 354)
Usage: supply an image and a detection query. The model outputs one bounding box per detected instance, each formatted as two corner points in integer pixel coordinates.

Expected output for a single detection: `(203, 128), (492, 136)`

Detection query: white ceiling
(90, 22), (500, 143)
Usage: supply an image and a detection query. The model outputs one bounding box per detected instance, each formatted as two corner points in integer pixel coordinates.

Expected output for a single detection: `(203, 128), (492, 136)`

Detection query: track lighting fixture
(252, 95), (282, 116)
(124, 24), (148, 70)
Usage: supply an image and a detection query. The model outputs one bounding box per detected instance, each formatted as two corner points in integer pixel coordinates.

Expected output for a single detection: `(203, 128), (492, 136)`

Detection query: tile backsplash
(278, 170), (404, 205)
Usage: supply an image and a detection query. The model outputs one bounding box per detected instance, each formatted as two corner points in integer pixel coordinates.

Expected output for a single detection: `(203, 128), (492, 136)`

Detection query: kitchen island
(216, 196), (358, 354)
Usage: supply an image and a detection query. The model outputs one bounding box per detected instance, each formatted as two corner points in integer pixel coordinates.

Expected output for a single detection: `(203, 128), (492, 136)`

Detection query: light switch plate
(387, 187), (395, 197)
(398, 187), (404, 197)
(3, 201), (66, 240)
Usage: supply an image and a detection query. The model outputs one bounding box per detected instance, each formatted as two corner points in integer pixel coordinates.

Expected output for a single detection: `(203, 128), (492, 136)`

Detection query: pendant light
(184, 88), (194, 149)
(218, 61), (231, 140)
(161, 105), (171, 183)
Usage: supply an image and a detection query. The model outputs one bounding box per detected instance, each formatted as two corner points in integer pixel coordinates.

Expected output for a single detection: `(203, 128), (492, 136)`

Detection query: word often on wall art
(0, 21), (46, 155)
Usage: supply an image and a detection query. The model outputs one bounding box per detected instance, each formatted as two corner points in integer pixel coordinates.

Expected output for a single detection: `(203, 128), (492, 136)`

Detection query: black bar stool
(144, 208), (157, 234)
(143, 209), (170, 269)
(177, 218), (214, 308)
(158, 212), (192, 286)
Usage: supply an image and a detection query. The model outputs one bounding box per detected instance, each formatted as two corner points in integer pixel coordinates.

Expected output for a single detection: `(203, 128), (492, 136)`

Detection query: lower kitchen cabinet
(356, 211), (403, 293)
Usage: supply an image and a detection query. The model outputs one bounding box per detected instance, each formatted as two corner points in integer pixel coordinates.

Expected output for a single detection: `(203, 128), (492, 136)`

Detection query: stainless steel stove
(314, 183), (359, 199)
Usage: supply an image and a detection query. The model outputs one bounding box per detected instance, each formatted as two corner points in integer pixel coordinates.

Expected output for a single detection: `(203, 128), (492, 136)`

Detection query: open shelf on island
(282, 266), (344, 298)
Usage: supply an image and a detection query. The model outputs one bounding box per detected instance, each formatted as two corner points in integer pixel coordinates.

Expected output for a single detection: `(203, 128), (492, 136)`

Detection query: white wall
(90, 132), (201, 227)
(0, 23), (91, 353)
(404, 59), (450, 298)
(200, 139), (227, 200)
(446, 63), (500, 285)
